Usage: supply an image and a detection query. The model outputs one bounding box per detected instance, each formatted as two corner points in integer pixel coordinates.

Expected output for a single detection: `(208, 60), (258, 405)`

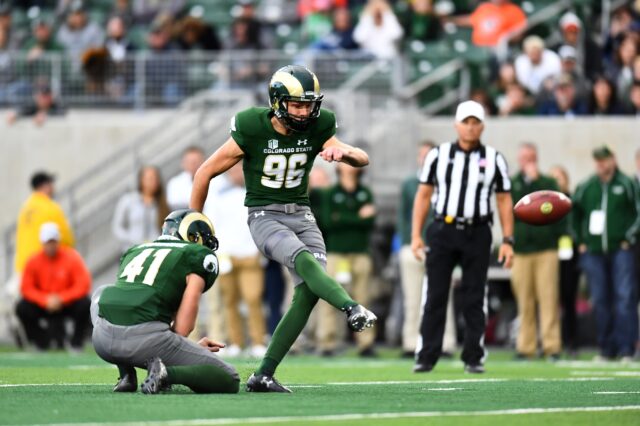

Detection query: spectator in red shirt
(15, 223), (91, 351)
(449, 0), (527, 47)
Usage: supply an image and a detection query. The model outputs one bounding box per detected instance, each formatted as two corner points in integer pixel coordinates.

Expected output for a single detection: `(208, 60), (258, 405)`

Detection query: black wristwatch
(502, 236), (515, 246)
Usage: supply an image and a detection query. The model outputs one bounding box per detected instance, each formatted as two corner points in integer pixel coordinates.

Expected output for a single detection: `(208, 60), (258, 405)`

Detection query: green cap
(592, 145), (614, 160)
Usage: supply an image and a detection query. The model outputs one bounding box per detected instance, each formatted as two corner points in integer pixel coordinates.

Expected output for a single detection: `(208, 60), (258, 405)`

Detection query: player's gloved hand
(319, 146), (345, 163)
(198, 337), (226, 352)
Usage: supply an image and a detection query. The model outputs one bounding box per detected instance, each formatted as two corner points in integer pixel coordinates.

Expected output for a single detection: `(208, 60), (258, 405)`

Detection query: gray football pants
(247, 204), (326, 285)
(91, 286), (238, 380)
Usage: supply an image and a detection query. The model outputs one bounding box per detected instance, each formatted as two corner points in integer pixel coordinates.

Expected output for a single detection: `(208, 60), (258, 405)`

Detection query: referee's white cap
(455, 100), (485, 122)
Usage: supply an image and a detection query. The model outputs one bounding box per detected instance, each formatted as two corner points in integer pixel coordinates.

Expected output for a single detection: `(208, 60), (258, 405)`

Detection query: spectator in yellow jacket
(15, 171), (75, 274)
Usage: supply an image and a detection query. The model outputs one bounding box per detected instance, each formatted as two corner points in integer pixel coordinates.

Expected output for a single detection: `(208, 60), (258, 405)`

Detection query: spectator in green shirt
(510, 143), (564, 360)
(572, 146), (639, 361)
(24, 18), (63, 62)
(315, 162), (377, 357)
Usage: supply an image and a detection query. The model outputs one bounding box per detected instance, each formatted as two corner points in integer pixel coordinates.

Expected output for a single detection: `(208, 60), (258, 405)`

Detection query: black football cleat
(246, 373), (292, 393)
(464, 364), (485, 374)
(345, 305), (377, 332)
(113, 372), (137, 393)
(413, 363), (434, 373)
(141, 357), (169, 394)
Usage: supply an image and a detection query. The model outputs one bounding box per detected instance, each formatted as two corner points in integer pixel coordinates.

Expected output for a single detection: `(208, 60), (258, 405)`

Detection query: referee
(411, 101), (514, 374)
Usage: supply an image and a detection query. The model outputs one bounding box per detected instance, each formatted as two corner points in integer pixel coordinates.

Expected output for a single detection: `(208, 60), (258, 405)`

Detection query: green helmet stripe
(294, 68), (317, 93)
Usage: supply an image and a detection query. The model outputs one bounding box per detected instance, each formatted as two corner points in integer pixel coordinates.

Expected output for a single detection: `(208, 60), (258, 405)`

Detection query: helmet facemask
(272, 94), (323, 133)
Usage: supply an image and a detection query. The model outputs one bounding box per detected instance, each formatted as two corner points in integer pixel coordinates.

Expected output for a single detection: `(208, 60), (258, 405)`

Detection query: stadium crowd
(0, 0), (639, 113)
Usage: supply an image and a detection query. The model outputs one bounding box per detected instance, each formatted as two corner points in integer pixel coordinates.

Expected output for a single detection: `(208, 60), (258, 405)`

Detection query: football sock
(257, 283), (318, 376)
(117, 365), (135, 380)
(166, 365), (239, 394)
(293, 251), (357, 310)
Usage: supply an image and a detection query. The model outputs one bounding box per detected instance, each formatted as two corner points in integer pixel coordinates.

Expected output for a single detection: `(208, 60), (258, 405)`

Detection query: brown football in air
(513, 190), (572, 226)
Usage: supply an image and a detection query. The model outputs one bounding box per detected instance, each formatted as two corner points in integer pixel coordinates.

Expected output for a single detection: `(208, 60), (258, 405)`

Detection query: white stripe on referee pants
(414, 274), (429, 358)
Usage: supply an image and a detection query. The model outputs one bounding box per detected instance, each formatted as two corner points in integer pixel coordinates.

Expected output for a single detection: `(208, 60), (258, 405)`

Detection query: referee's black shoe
(413, 363), (434, 373)
(464, 364), (485, 374)
(246, 373), (292, 393)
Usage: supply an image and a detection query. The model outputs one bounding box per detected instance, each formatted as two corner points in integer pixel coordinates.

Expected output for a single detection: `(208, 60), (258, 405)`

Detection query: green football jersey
(98, 237), (219, 326)
(230, 107), (337, 207)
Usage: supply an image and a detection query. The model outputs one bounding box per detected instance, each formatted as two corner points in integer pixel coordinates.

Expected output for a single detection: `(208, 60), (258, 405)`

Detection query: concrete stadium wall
(0, 110), (172, 231)
(367, 115), (640, 203)
(2, 112), (639, 232)
(425, 117), (639, 186)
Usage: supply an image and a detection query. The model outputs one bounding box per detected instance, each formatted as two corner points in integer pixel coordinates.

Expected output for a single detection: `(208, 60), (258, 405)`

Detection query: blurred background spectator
(175, 15), (221, 51)
(311, 7), (358, 51)
(103, 15), (136, 101)
(353, 0), (403, 60)
(56, 1), (104, 70)
(300, 0), (334, 45)
(588, 75), (624, 116)
(558, 45), (589, 102)
(222, 17), (268, 89)
(400, 0), (439, 43)
(145, 14), (184, 105)
(131, 0), (185, 25)
(550, 12), (602, 80)
(397, 141), (434, 357)
(15, 222), (90, 351)
(549, 165), (580, 357)
(208, 163), (267, 358)
(496, 83), (534, 116)
(6, 82), (65, 126)
(112, 165), (169, 253)
(109, 0), (135, 28)
(628, 81), (640, 115)
(14, 171), (75, 276)
(24, 17), (62, 62)
(0, 2), (26, 49)
(538, 73), (587, 117)
(510, 143), (563, 361)
(572, 146), (639, 362)
(447, 0), (526, 48)
(515, 35), (561, 96)
(315, 163), (376, 357)
(166, 146), (205, 211)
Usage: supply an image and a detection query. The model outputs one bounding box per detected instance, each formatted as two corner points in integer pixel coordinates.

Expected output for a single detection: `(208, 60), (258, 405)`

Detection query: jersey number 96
(261, 154), (307, 189)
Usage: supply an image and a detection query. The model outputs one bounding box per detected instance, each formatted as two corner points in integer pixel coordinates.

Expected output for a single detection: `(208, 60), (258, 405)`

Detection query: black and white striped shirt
(419, 141), (511, 220)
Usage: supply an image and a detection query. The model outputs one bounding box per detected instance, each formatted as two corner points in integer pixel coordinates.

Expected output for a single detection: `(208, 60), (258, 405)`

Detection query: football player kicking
(91, 209), (240, 394)
(190, 65), (377, 393)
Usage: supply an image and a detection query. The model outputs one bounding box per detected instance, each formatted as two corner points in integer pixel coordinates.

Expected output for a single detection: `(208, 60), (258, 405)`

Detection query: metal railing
(1, 90), (255, 283)
(0, 50), (475, 110)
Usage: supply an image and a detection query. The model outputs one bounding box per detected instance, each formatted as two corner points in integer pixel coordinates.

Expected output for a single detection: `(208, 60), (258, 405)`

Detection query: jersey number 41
(120, 248), (171, 285)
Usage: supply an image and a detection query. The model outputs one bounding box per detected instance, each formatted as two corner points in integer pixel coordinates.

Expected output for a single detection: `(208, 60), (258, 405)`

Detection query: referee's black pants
(416, 221), (492, 366)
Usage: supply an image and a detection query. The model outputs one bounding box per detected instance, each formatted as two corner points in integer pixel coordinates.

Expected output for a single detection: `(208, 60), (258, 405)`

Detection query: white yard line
(558, 361), (639, 368)
(571, 371), (640, 377)
(1, 376), (633, 388)
(21, 405), (640, 426)
(593, 391), (640, 395)
(424, 387), (463, 391)
(0, 383), (110, 387)
(327, 378), (507, 385)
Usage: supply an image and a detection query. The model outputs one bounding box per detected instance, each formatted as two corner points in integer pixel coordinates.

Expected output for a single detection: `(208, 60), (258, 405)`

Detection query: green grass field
(1, 347), (639, 426)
